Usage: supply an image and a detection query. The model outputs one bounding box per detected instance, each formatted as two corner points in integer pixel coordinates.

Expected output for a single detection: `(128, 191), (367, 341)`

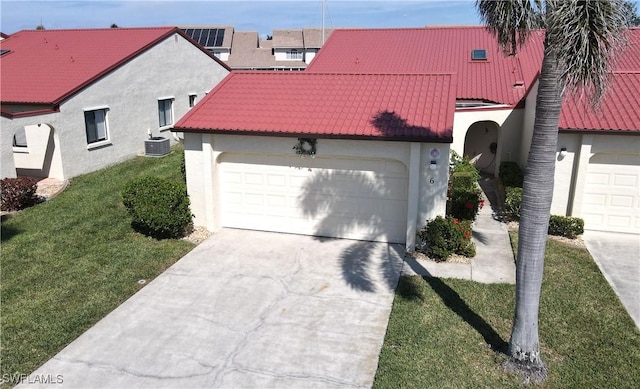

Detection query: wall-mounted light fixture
(429, 161), (437, 170)
(559, 147), (568, 157)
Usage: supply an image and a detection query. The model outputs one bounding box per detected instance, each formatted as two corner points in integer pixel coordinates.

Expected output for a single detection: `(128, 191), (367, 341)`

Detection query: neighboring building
(182, 26), (333, 70)
(1, 27), (230, 180)
(175, 72), (456, 249)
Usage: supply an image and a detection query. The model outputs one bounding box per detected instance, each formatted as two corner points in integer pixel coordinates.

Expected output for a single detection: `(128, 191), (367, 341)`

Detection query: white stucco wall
(1, 33), (229, 180)
(551, 133), (640, 218)
(273, 47), (304, 61)
(184, 133), (450, 249)
(453, 108), (524, 176)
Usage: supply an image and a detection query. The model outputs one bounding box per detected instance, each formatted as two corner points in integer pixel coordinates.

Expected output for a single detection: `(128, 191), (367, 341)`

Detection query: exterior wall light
(429, 161), (437, 170)
(559, 147), (568, 157)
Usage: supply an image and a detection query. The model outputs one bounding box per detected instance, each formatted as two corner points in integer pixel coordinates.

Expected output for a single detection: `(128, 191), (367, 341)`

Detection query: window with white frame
(158, 98), (174, 127)
(286, 49), (303, 60)
(84, 109), (109, 144)
(189, 94), (197, 108)
(13, 128), (28, 148)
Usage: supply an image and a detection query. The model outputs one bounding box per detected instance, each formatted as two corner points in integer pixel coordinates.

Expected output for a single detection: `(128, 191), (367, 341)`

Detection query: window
(189, 94), (197, 108)
(471, 49), (487, 60)
(286, 49), (303, 60)
(84, 109), (108, 144)
(13, 128), (27, 148)
(158, 98), (173, 127)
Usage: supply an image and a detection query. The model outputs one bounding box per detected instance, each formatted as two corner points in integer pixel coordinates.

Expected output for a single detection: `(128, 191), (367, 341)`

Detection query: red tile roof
(559, 72), (640, 132)
(0, 27), (229, 105)
(175, 71), (456, 142)
(306, 27), (545, 106)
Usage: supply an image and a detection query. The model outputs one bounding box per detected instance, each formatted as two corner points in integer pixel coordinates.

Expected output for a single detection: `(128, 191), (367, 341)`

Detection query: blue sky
(1, 0), (482, 37)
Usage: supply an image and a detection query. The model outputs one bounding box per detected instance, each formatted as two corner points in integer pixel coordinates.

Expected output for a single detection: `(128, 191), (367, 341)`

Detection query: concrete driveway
(21, 229), (404, 389)
(583, 231), (640, 329)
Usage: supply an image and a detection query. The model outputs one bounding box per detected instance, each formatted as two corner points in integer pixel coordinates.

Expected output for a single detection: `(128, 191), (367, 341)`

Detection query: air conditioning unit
(144, 137), (170, 156)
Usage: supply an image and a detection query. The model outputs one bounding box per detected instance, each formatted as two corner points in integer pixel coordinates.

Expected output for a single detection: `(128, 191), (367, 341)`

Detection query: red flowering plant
(417, 216), (476, 262)
(448, 188), (483, 221)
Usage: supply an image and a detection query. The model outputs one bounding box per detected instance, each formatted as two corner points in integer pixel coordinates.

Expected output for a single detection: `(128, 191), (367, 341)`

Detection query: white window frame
(12, 127), (28, 152)
(84, 106), (111, 149)
(158, 97), (174, 129)
(188, 94), (197, 108)
(286, 49), (303, 60)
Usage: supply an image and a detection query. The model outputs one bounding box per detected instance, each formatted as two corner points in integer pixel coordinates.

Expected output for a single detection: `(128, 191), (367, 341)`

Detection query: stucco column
(570, 134), (593, 217)
(406, 142), (421, 250)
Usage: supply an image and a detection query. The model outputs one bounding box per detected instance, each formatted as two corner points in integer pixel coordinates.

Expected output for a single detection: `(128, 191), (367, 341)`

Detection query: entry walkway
(403, 175), (516, 284)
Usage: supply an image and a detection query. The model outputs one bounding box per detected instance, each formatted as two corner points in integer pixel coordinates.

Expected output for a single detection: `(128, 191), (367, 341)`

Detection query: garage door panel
(220, 153), (408, 243)
(583, 153), (640, 233)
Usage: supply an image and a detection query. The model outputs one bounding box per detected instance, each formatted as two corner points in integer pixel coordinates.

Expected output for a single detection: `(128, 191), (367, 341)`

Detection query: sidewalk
(403, 175), (516, 284)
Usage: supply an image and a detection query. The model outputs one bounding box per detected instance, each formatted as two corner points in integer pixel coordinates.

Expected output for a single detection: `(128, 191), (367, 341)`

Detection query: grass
(374, 232), (640, 388)
(0, 146), (195, 382)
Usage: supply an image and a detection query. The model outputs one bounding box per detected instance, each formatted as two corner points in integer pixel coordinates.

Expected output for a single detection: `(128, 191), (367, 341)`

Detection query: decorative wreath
(293, 138), (317, 157)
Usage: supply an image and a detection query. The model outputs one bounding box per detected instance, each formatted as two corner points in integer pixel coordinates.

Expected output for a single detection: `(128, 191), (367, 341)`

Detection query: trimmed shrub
(450, 150), (480, 180)
(504, 186), (522, 220)
(1, 177), (43, 211)
(417, 216), (475, 262)
(548, 215), (584, 239)
(449, 187), (484, 221)
(450, 171), (478, 192)
(499, 161), (524, 188)
(122, 176), (192, 239)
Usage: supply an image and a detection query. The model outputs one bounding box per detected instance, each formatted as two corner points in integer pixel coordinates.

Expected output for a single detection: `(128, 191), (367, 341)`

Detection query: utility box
(144, 137), (170, 156)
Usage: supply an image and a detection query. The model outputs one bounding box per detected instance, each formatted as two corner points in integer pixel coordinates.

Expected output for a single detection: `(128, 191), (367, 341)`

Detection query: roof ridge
(13, 26), (176, 34)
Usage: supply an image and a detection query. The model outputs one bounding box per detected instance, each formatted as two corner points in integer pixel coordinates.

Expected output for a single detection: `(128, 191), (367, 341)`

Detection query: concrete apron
(20, 229), (404, 389)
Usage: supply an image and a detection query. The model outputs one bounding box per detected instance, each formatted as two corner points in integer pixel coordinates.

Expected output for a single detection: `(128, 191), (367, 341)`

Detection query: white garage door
(582, 153), (640, 233)
(220, 153), (408, 243)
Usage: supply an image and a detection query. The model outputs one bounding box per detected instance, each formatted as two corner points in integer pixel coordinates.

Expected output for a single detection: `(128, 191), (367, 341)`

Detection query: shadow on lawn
(399, 262), (508, 354)
(1, 215), (22, 242)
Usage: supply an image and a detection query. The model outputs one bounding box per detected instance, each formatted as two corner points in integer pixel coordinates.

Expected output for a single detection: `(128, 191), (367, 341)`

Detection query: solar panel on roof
(215, 30), (224, 46)
(206, 29), (217, 47)
(181, 28), (225, 47)
(192, 29), (202, 44)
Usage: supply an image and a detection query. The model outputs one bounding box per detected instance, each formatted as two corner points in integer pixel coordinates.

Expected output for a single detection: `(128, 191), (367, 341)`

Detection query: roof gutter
(172, 127), (453, 144)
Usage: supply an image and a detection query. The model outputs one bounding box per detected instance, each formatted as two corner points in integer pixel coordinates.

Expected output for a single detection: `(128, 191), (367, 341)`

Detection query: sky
(1, 0), (483, 37)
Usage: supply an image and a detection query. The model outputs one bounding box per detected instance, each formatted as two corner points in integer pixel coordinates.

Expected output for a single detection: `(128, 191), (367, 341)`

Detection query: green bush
(417, 216), (475, 262)
(504, 186), (522, 220)
(1, 177), (43, 211)
(448, 188), (484, 221)
(450, 172), (478, 192)
(450, 150), (480, 180)
(122, 176), (192, 239)
(548, 215), (584, 239)
(499, 161), (524, 188)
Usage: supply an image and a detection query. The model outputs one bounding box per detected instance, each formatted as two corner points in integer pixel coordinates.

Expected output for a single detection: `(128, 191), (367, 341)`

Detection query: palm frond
(476, 0), (542, 54)
(547, 0), (629, 104)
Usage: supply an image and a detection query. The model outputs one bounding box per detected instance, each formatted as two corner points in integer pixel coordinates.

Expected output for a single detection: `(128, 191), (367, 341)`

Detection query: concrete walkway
(583, 231), (640, 329)
(19, 229), (404, 389)
(403, 175), (516, 284)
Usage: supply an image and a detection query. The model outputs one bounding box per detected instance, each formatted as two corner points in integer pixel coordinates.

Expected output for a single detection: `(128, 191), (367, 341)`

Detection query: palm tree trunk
(508, 36), (562, 374)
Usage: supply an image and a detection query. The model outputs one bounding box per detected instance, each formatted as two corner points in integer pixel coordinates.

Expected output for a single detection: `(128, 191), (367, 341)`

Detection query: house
(176, 26), (639, 244)
(174, 72), (457, 249)
(1, 27), (230, 180)
(181, 26), (334, 70)
(307, 26), (639, 235)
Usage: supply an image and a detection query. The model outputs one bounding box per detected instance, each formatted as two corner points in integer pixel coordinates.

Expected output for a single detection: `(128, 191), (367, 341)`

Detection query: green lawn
(1, 147), (195, 382)
(375, 233), (640, 388)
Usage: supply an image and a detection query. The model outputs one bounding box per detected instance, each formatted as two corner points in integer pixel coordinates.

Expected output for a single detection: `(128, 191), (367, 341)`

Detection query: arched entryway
(12, 123), (64, 179)
(463, 121), (499, 175)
